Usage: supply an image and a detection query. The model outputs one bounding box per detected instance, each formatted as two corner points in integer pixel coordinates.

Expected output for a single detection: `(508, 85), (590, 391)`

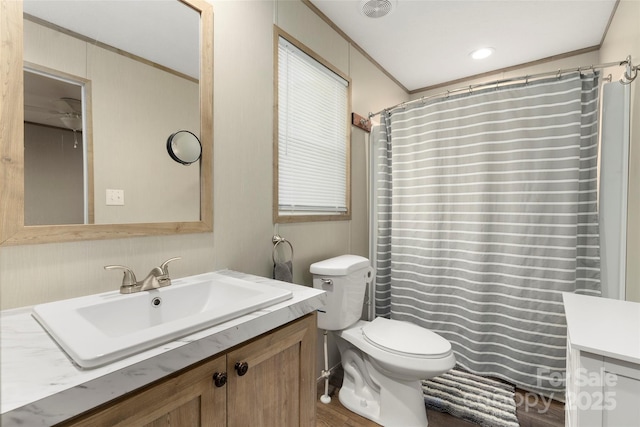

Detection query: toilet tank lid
(310, 255), (370, 275)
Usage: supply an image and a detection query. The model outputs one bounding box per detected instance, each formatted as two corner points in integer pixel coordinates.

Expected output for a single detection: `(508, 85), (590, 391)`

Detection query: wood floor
(316, 375), (565, 427)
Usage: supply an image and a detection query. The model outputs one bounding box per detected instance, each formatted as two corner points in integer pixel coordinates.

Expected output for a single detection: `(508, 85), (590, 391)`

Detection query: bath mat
(422, 365), (519, 427)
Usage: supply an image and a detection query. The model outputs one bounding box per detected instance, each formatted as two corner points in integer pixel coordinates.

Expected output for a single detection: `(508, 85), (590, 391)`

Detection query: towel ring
(272, 235), (294, 264)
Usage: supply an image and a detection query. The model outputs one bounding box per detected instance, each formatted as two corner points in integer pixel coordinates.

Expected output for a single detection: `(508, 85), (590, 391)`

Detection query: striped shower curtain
(373, 73), (601, 395)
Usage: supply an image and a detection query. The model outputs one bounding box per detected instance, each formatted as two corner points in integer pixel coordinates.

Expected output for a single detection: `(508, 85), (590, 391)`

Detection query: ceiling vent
(359, 0), (396, 18)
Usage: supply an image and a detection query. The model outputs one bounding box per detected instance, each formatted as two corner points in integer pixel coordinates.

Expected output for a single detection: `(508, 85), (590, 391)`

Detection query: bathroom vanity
(1, 270), (325, 426)
(563, 293), (640, 427)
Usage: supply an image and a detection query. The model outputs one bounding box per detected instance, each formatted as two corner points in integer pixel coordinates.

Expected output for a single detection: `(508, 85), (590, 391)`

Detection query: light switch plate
(106, 189), (124, 206)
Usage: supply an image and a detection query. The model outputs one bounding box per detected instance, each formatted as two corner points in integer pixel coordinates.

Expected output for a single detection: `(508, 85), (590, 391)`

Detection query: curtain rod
(369, 55), (638, 119)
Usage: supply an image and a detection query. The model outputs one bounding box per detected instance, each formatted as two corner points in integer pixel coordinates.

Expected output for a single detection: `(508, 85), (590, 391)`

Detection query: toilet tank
(310, 255), (373, 331)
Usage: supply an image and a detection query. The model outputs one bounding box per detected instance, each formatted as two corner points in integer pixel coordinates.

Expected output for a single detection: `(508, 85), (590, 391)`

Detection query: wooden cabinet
(63, 313), (316, 427)
(62, 354), (226, 427)
(227, 312), (316, 427)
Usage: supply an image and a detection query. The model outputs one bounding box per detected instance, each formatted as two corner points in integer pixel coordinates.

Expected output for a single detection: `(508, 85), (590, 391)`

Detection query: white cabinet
(603, 368), (640, 426)
(566, 339), (640, 426)
(564, 293), (640, 427)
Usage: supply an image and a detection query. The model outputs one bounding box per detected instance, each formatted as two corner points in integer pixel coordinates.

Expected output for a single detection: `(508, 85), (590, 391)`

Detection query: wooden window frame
(273, 26), (352, 224)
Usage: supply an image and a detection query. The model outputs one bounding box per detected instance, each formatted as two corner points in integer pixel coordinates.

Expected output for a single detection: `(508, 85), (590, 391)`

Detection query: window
(274, 28), (351, 223)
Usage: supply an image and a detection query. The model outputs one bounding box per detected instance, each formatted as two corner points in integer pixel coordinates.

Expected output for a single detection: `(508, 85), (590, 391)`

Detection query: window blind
(277, 36), (348, 215)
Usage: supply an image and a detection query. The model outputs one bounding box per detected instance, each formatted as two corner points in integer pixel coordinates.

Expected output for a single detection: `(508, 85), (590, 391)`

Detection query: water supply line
(320, 330), (331, 404)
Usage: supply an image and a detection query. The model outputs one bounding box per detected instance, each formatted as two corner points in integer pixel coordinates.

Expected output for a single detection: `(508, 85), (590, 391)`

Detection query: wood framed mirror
(0, 0), (213, 246)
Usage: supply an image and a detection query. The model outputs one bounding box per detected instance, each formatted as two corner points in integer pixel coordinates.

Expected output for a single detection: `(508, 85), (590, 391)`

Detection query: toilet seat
(362, 317), (452, 359)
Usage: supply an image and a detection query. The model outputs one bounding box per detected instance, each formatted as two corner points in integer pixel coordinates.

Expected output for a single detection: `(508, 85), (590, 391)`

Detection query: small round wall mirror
(167, 130), (202, 165)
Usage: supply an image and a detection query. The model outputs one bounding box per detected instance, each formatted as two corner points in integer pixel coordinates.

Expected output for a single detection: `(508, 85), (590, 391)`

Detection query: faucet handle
(104, 265), (137, 287)
(159, 257), (181, 276)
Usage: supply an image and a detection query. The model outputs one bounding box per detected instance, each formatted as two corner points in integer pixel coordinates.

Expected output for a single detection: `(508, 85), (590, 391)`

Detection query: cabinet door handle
(213, 372), (227, 387)
(234, 361), (249, 376)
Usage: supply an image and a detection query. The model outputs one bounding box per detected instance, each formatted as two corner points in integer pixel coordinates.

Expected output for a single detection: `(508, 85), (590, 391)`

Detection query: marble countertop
(1, 270), (325, 426)
(563, 292), (640, 364)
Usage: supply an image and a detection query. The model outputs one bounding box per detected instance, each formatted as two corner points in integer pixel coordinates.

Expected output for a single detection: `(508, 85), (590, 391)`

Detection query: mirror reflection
(23, 0), (201, 225)
(24, 67), (88, 226)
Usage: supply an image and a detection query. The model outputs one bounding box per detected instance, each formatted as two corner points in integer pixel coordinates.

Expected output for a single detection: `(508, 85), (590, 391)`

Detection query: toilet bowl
(311, 255), (456, 427)
(336, 318), (456, 426)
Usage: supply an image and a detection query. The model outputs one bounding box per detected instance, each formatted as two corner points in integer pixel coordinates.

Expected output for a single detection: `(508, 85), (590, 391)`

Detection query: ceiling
(309, 0), (618, 92)
(23, 0), (199, 129)
(23, 0), (199, 79)
(24, 70), (83, 129)
(22, 0), (618, 104)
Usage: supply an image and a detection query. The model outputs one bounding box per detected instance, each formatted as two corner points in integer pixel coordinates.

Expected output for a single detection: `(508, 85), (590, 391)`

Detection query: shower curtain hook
(556, 69), (561, 79)
(619, 56), (638, 85)
(623, 57), (638, 84)
(525, 75), (529, 85)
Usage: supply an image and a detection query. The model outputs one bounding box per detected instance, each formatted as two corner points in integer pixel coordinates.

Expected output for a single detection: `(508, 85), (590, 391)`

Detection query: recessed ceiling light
(470, 47), (495, 60)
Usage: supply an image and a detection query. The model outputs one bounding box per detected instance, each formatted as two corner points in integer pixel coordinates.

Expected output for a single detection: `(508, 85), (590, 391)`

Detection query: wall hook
(352, 112), (372, 132)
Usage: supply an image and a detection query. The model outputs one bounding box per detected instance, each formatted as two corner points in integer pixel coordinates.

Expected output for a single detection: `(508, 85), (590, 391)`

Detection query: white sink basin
(32, 272), (292, 368)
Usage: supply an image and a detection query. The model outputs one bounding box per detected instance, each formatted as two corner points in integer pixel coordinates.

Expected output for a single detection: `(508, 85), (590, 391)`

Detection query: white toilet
(311, 255), (456, 427)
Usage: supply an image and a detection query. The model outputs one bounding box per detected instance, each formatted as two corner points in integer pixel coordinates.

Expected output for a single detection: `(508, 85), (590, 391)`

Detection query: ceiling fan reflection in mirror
(25, 97), (83, 148)
(55, 97), (83, 148)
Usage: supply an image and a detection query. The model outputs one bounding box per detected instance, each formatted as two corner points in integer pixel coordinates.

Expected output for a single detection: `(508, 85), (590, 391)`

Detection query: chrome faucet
(104, 257), (181, 294)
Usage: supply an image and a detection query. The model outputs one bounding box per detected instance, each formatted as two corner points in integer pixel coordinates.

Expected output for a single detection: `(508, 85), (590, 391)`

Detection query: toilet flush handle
(365, 267), (375, 285)
(321, 278), (333, 286)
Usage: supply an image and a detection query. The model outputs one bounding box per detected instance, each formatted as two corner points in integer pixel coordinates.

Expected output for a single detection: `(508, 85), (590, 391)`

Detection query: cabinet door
(603, 374), (640, 427)
(63, 355), (226, 427)
(226, 313), (316, 427)
(603, 358), (640, 427)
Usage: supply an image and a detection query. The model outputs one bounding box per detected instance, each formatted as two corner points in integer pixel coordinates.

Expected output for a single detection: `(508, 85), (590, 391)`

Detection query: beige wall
(89, 43), (200, 224)
(410, 50), (601, 98)
(3, 0), (635, 381)
(599, 0), (640, 302)
(24, 124), (84, 225)
(6, 1), (635, 308)
(0, 0), (407, 310)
